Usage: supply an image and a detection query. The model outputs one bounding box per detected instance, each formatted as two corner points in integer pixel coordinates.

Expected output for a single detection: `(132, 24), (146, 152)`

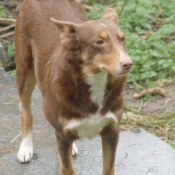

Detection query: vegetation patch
(121, 109), (175, 148)
(86, 0), (175, 87)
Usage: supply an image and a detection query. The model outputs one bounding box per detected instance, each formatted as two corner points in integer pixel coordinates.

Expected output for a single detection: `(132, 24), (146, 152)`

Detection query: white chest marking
(65, 111), (117, 139)
(86, 71), (107, 107)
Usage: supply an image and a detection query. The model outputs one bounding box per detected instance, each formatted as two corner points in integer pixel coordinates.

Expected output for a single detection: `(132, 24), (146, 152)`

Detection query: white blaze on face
(119, 48), (126, 62)
(17, 132), (33, 163)
(118, 47), (132, 72)
(99, 23), (107, 28)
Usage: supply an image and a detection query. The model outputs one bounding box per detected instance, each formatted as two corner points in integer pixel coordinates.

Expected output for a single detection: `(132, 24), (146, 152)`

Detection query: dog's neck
(85, 71), (108, 108)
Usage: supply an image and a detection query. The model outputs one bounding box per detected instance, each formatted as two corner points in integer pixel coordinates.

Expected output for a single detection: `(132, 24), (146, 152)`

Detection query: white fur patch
(66, 111), (117, 139)
(119, 49), (127, 63)
(17, 132), (33, 163)
(86, 71), (107, 107)
(66, 71), (116, 139)
(72, 143), (78, 156)
(100, 23), (107, 28)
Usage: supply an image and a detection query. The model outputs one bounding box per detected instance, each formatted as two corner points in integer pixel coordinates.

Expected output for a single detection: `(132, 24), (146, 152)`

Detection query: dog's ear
(50, 18), (79, 51)
(50, 18), (76, 34)
(102, 8), (119, 25)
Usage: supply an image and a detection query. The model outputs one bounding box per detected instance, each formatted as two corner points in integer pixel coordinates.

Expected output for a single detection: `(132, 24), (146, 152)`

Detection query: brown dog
(15, 0), (133, 174)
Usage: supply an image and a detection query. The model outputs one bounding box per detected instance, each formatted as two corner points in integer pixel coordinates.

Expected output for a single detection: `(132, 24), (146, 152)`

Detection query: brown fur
(15, 0), (133, 174)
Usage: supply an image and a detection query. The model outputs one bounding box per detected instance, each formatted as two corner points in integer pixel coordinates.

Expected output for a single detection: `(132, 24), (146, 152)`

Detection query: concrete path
(1, 129), (175, 175)
(0, 69), (175, 175)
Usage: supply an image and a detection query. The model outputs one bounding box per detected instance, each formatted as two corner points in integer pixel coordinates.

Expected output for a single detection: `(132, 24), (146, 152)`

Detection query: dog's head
(51, 8), (133, 77)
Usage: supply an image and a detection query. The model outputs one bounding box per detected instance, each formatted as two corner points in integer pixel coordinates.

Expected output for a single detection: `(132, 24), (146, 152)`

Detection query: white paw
(72, 143), (78, 156)
(17, 133), (33, 163)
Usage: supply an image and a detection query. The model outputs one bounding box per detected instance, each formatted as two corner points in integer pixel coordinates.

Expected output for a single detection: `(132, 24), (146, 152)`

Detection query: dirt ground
(124, 83), (175, 115)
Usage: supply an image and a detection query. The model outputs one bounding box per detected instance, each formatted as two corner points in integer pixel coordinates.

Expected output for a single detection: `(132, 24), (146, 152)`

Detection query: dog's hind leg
(15, 30), (36, 162)
(72, 142), (78, 156)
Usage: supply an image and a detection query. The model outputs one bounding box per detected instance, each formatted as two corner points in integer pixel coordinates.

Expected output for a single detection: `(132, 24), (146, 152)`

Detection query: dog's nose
(120, 60), (133, 70)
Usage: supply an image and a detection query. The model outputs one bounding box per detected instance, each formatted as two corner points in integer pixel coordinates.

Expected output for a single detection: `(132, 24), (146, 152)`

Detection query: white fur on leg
(72, 143), (78, 156)
(19, 102), (22, 112)
(17, 132), (33, 163)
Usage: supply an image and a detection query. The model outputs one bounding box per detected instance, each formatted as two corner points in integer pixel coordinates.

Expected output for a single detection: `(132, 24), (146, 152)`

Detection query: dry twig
(0, 23), (15, 33)
(133, 87), (166, 99)
(0, 31), (14, 38)
(0, 18), (16, 26)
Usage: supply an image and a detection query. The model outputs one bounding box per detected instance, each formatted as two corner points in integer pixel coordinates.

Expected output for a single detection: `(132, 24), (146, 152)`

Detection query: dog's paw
(72, 143), (78, 156)
(17, 133), (33, 163)
(17, 145), (33, 163)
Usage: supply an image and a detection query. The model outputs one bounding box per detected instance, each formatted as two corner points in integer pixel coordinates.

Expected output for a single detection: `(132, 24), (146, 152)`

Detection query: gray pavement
(1, 130), (175, 175)
(0, 69), (175, 175)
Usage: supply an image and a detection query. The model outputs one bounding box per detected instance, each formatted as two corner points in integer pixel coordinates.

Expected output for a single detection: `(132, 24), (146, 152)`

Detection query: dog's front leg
(101, 124), (120, 175)
(55, 130), (75, 175)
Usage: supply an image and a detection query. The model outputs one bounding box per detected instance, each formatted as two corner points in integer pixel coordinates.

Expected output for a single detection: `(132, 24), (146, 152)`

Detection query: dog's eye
(117, 32), (125, 43)
(96, 39), (104, 45)
(119, 36), (125, 43)
(121, 36), (125, 42)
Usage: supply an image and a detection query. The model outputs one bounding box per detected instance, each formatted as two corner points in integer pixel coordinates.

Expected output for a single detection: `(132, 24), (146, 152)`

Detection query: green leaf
(7, 43), (15, 56)
(0, 6), (7, 16)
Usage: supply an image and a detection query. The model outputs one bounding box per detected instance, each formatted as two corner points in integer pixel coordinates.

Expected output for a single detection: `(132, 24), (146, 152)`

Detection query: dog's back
(15, 0), (87, 88)
(16, 0), (87, 32)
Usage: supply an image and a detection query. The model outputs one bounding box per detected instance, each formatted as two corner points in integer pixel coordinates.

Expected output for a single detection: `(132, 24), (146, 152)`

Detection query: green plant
(170, 142), (175, 150)
(8, 69), (16, 76)
(87, 3), (106, 19)
(7, 43), (15, 56)
(87, 0), (175, 87)
(0, 5), (7, 17)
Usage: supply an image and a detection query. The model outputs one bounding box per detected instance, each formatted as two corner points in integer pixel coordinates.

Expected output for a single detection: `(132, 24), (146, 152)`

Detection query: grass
(121, 106), (175, 148)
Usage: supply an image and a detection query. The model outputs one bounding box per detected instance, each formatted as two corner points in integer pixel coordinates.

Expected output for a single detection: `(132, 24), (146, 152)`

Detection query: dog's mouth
(101, 66), (132, 77)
